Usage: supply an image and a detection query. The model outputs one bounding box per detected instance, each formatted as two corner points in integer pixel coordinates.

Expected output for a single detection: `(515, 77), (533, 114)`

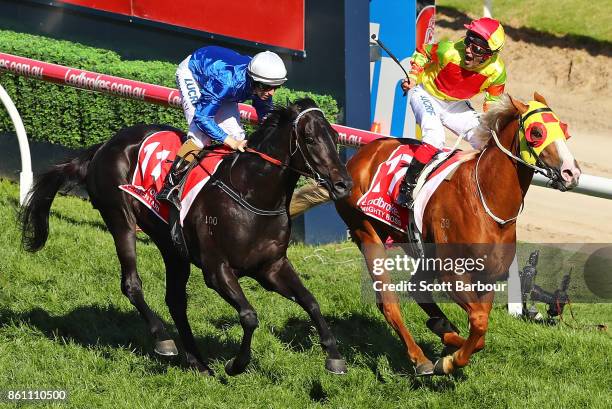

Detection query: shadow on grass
(6, 191), (156, 246)
(0, 304), (465, 391)
(437, 6), (612, 57)
(276, 312), (463, 390)
(0, 305), (238, 371)
(48, 209), (156, 245)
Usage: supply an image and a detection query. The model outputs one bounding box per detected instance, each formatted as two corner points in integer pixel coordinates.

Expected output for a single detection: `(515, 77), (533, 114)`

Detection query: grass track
(437, 0), (612, 43)
(0, 179), (610, 408)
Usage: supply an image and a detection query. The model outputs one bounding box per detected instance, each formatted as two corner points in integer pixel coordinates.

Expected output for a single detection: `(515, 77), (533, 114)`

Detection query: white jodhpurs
(175, 55), (246, 148)
(409, 84), (483, 149)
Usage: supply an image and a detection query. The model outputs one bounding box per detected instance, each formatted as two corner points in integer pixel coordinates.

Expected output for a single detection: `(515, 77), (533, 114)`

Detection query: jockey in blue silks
(157, 46), (287, 210)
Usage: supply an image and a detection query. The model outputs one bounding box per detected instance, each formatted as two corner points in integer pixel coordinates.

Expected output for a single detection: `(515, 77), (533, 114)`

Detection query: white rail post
(0, 84), (32, 205)
(507, 255), (523, 316)
(483, 0), (493, 17)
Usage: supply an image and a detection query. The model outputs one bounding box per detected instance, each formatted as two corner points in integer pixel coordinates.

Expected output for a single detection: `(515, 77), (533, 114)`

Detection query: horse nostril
(562, 169), (574, 182)
(334, 181), (348, 192)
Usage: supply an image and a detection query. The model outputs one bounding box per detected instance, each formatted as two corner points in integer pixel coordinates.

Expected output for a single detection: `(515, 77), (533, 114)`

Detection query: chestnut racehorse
(335, 93), (581, 375)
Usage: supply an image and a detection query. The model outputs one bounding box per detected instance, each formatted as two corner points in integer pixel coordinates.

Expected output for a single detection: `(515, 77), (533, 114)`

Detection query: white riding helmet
(247, 51), (287, 86)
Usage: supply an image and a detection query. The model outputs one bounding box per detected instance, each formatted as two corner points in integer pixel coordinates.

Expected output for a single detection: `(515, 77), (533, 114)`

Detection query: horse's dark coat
(20, 98), (352, 375)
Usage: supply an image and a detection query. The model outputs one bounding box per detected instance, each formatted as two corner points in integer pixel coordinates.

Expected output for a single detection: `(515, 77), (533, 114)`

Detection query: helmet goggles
(464, 34), (493, 57)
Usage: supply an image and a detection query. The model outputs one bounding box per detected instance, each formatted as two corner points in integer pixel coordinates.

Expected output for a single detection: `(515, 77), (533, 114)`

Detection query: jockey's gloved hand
(224, 136), (247, 152)
(401, 77), (416, 93)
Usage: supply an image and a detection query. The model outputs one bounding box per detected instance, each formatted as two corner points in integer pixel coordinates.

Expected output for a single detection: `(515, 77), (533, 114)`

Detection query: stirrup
(156, 164), (189, 210)
(396, 184), (415, 208)
(157, 185), (182, 211)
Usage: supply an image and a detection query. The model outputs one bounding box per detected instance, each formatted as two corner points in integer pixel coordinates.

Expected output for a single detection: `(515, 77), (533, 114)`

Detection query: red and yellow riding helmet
(464, 17), (505, 52)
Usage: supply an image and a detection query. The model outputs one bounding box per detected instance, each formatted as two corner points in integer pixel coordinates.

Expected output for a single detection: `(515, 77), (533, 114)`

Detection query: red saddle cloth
(118, 130), (231, 224)
(356, 143), (462, 233)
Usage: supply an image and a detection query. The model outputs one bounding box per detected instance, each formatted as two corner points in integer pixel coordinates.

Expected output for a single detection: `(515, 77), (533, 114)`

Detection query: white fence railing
(0, 83), (32, 205)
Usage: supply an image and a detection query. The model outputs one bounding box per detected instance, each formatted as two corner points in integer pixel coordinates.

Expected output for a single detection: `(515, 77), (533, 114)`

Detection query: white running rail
(0, 84), (32, 205)
(483, 0), (493, 18)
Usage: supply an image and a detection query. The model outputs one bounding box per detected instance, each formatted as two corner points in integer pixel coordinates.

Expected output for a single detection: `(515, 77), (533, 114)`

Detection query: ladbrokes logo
(64, 70), (146, 100)
(337, 131), (363, 147)
(167, 91), (181, 107)
(0, 59), (44, 78)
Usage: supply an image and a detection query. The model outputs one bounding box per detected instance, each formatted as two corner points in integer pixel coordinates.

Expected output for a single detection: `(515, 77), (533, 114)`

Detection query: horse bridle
(245, 107), (328, 184)
(491, 108), (566, 186)
(214, 106), (329, 216)
(476, 109), (566, 225)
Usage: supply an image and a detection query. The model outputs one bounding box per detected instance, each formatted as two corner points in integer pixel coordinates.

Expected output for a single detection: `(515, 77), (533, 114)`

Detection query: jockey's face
(464, 34), (493, 68)
(253, 83), (279, 100)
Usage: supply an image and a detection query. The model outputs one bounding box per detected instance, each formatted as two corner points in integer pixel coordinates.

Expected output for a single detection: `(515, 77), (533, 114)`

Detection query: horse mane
(247, 101), (304, 147)
(471, 94), (519, 147)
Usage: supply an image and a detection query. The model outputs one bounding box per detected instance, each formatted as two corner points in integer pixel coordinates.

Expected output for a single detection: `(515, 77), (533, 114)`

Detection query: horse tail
(20, 143), (103, 252)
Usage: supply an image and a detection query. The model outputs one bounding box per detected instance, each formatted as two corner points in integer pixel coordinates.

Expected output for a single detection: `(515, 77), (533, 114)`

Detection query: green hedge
(0, 30), (339, 148)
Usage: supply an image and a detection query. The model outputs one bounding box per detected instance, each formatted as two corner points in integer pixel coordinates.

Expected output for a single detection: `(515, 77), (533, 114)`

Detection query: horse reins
(214, 107), (327, 216)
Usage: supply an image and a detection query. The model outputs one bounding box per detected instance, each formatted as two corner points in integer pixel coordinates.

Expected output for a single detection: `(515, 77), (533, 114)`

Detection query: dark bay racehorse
(20, 98), (352, 375)
(336, 93), (581, 375)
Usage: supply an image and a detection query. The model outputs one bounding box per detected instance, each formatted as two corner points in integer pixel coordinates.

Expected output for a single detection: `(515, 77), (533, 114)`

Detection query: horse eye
(531, 128), (543, 139)
(304, 136), (316, 145)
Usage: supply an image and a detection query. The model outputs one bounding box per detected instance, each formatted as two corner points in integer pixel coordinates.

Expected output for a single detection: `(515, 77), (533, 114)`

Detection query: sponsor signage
(53, 0), (305, 52)
(0, 52), (382, 147)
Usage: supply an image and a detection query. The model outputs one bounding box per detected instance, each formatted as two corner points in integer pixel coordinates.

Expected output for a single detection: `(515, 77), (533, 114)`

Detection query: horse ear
(509, 95), (529, 114)
(533, 92), (549, 106)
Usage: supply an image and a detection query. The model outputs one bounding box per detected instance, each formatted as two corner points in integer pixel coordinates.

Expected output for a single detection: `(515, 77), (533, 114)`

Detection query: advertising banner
(416, 0), (436, 48)
(54, 0), (305, 52)
(0, 52), (384, 147)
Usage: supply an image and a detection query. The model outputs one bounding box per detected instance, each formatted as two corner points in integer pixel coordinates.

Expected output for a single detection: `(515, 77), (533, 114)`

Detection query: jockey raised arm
(396, 17), (507, 208)
(289, 17), (508, 217)
(157, 46), (287, 210)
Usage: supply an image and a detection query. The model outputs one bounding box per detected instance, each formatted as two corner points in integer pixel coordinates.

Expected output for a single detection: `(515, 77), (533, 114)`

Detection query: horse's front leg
(434, 283), (493, 375)
(257, 257), (347, 374)
(411, 270), (485, 354)
(410, 268), (465, 353)
(204, 262), (258, 376)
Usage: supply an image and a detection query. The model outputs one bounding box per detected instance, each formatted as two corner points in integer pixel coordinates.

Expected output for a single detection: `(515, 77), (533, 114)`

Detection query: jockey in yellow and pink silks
(396, 17), (507, 208)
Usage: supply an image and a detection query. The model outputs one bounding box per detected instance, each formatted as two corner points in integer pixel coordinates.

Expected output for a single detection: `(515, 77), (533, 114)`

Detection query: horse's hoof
(325, 358), (348, 374)
(225, 358), (248, 376)
(433, 355), (454, 375)
(414, 360), (435, 377)
(154, 339), (178, 356)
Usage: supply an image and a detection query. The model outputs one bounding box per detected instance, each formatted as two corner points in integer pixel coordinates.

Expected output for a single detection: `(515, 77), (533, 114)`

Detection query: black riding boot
(156, 156), (190, 211)
(396, 160), (427, 208)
